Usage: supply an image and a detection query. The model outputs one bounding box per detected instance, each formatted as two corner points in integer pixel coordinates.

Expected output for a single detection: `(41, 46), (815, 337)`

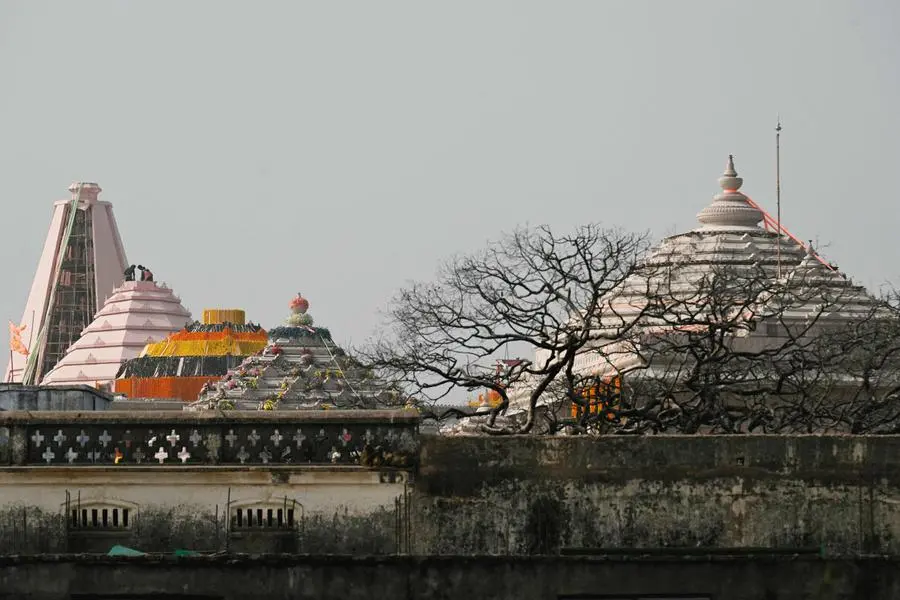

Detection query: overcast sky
(2, 1), (899, 356)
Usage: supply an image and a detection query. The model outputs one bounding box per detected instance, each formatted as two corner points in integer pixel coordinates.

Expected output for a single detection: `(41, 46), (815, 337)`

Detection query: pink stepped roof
(40, 281), (191, 387)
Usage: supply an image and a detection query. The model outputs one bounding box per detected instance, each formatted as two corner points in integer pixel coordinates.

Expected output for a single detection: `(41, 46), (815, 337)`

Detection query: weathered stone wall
(0, 503), (400, 555)
(412, 435), (900, 555)
(0, 554), (897, 600)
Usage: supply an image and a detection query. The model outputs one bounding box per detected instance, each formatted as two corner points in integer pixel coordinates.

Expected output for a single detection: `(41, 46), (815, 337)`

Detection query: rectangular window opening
(123, 508), (130, 528)
(232, 506), (296, 530)
(91, 509), (98, 527)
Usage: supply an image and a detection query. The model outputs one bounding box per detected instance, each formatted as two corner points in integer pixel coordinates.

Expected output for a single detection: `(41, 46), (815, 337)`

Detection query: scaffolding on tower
(7, 182), (128, 386)
(21, 184), (93, 384)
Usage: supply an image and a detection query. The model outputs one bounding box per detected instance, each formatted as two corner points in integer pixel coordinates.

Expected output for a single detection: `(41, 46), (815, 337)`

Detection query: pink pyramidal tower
(40, 279), (191, 388)
(4, 183), (128, 384)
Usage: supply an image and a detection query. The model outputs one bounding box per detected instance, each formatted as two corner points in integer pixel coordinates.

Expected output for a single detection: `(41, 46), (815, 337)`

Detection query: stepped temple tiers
(573, 155), (877, 372)
(39, 279), (192, 389)
(187, 293), (399, 411)
(5, 183), (128, 384)
(114, 309), (268, 401)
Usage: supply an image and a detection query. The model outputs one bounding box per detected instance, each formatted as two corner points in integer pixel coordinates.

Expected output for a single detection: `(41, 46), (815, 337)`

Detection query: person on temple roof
(124, 264), (136, 282)
(137, 265), (154, 282)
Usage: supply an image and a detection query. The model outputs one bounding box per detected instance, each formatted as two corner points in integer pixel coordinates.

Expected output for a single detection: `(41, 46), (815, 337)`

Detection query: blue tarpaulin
(107, 545), (200, 557)
(107, 545), (146, 557)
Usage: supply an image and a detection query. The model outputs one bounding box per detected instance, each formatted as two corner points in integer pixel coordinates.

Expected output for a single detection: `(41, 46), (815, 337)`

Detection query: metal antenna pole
(775, 117), (783, 278)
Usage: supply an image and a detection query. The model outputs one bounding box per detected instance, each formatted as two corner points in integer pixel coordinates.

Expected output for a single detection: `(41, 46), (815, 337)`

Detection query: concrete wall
(412, 435), (900, 555)
(0, 554), (897, 600)
(0, 384), (112, 411)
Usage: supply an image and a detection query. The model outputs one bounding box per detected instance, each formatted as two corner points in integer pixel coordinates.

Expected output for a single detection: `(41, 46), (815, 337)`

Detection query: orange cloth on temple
(141, 327), (268, 357)
(114, 376), (220, 402)
(8, 321), (29, 356)
(166, 328), (266, 342)
(570, 376), (621, 419)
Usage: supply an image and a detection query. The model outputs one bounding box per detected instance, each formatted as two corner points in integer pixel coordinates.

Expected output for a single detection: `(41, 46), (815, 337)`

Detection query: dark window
(231, 506), (298, 530)
(70, 506), (131, 529)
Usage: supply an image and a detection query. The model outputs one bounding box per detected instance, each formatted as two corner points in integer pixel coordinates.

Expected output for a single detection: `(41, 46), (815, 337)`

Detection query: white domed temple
(446, 156), (887, 435)
(569, 155), (879, 375)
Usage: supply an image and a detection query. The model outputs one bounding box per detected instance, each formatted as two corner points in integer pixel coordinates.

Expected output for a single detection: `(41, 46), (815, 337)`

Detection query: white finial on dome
(696, 154), (763, 230)
(795, 239), (826, 273)
(718, 154), (743, 192)
(725, 154), (737, 175)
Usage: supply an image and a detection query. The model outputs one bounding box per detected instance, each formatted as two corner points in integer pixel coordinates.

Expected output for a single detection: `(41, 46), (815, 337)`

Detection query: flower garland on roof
(184, 321), (265, 333)
(267, 326), (333, 341)
(117, 355), (248, 378)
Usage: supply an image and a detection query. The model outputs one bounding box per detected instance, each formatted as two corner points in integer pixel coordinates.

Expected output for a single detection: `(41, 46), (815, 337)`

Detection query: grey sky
(2, 1), (899, 356)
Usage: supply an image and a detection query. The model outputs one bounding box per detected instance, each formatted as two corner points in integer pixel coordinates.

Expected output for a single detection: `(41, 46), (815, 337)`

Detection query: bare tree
(364, 221), (900, 436)
(793, 289), (900, 433)
(360, 224), (651, 434)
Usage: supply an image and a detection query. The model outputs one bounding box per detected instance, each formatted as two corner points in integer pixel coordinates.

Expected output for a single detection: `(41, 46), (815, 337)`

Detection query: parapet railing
(0, 410), (419, 468)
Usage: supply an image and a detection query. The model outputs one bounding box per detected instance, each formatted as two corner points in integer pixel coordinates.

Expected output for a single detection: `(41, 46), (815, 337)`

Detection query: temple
(114, 309), (268, 401)
(571, 155), (878, 373)
(39, 279), (192, 388)
(447, 156), (880, 433)
(5, 183), (128, 384)
(187, 293), (398, 411)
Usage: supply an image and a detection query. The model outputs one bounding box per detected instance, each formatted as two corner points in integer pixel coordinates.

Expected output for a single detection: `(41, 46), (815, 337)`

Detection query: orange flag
(8, 322), (29, 356)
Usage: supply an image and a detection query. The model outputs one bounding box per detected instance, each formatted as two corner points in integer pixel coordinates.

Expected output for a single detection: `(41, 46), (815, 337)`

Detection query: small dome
(696, 155), (764, 230)
(289, 293), (310, 314)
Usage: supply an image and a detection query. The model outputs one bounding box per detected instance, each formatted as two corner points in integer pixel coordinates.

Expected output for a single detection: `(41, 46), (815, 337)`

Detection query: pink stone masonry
(40, 281), (191, 387)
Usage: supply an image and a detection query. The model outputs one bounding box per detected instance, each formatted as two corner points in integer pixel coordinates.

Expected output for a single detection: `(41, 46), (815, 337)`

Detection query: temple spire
(717, 154), (743, 192)
(696, 155), (763, 230)
(725, 154), (737, 176)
